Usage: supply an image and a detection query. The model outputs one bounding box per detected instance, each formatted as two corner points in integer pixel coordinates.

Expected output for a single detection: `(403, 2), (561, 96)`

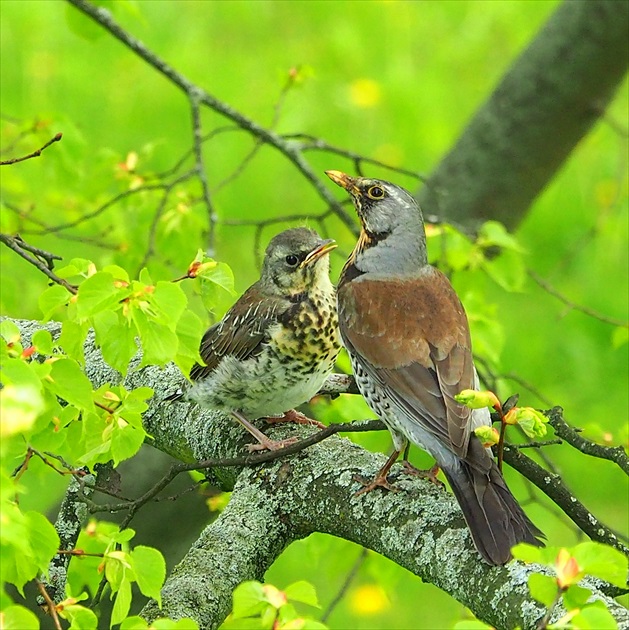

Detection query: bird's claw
(353, 473), (400, 495)
(401, 462), (444, 488)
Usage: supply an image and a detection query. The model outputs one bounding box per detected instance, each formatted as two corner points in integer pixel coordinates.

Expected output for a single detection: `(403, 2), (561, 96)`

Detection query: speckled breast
(270, 287), (341, 376)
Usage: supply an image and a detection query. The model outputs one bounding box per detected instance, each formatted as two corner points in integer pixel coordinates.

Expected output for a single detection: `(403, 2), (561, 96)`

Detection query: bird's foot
(246, 436), (299, 453)
(264, 409), (326, 429)
(353, 472), (400, 496)
(401, 462), (444, 488)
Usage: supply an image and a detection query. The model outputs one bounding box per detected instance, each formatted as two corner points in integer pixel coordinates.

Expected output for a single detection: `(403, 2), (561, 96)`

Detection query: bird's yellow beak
(300, 239), (337, 268)
(325, 170), (360, 195)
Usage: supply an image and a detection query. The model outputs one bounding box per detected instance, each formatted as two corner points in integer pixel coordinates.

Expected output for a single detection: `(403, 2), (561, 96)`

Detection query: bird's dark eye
(285, 254), (299, 267)
(367, 186), (385, 199)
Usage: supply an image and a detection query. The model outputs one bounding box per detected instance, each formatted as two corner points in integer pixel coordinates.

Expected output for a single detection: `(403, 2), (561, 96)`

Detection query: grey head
(326, 170), (428, 276)
(259, 227), (337, 297)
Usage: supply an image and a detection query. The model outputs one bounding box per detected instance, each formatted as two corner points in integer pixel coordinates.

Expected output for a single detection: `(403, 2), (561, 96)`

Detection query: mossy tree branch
(11, 318), (629, 630)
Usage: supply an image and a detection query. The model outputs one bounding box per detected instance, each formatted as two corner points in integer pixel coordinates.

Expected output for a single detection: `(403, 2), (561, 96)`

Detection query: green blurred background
(1, 1), (627, 628)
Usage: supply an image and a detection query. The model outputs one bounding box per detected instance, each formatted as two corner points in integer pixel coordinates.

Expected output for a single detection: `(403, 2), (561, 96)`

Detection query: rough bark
(417, 0), (629, 230)
(12, 318), (629, 630)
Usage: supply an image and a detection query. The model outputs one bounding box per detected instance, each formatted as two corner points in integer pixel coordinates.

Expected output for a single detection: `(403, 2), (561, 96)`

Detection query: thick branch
(417, 0), (629, 229)
(10, 318), (628, 630)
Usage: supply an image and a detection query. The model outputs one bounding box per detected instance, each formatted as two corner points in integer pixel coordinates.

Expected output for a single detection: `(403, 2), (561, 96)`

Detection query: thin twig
(528, 269), (628, 328)
(1, 132), (62, 165)
(321, 547), (368, 623)
(545, 406), (629, 475)
(503, 442), (629, 556)
(65, 0), (358, 236)
(189, 94), (217, 255)
(35, 579), (63, 630)
(0, 233), (77, 294)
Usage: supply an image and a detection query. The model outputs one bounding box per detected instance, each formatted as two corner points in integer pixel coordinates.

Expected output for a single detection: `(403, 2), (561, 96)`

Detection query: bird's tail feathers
(442, 459), (544, 565)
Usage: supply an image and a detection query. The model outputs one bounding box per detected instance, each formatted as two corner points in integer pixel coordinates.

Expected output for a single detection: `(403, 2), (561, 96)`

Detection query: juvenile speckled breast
(271, 287), (341, 373)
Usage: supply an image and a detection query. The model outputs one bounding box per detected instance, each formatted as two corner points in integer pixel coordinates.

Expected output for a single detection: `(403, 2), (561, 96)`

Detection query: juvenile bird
(326, 170), (543, 565)
(170, 227), (341, 451)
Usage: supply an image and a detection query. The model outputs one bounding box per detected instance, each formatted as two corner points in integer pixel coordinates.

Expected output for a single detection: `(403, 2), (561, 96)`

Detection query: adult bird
(168, 227), (341, 452)
(326, 170), (543, 565)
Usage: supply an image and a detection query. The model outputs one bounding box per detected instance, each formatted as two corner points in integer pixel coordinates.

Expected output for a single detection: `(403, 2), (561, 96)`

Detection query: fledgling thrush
(327, 170), (543, 565)
(168, 227), (341, 452)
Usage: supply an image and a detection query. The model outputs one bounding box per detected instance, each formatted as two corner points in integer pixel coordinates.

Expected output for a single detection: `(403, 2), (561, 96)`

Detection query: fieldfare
(326, 170), (543, 565)
(169, 227), (341, 451)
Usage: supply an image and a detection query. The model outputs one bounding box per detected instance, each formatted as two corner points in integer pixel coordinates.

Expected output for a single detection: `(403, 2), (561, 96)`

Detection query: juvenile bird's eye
(367, 186), (385, 199)
(285, 254), (299, 267)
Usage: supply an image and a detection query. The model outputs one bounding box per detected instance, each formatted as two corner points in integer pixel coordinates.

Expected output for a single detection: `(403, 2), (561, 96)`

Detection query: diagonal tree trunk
(417, 0), (629, 229)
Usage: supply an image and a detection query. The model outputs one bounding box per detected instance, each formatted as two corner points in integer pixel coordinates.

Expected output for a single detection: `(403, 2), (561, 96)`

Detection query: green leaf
(110, 418), (146, 466)
(31, 329), (54, 355)
(105, 550), (132, 593)
(284, 581), (320, 608)
(174, 309), (204, 374)
(528, 573), (558, 607)
(152, 281), (187, 327)
(0, 382), (45, 437)
(61, 604), (99, 630)
(232, 581), (268, 619)
(46, 358), (95, 412)
(202, 261), (236, 295)
(111, 577), (133, 627)
(75, 271), (126, 319)
(132, 308), (178, 367)
(120, 617), (148, 630)
(572, 542), (629, 589)
(132, 545), (166, 606)
(0, 320), (21, 344)
(24, 511), (60, 573)
(97, 318), (138, 373)
(477, 220), (525, 252)
(0, 356), (43, 391)
(482, 249), (526, 292)
(512, 542), (545, 564)
(39, 284), (70, 320)
(58, 320), (89, 363)
(563, 584), (593, 610)
(559, 602), (618, 630)
(56, 258), (94, 279)
(611, 326), (628, 349)
(0, 605), (40, 629)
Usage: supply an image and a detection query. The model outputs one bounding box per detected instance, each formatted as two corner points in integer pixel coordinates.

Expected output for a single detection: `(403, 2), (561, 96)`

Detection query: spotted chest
(269, 286), (341, 376)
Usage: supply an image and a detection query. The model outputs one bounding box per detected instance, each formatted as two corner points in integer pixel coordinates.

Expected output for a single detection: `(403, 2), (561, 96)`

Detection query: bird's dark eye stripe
(367, 186), (385, 199)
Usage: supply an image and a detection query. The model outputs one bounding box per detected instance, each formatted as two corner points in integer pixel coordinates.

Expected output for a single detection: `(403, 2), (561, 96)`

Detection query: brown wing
(190, 285), (283, 382)
(338, 267), (475, 457)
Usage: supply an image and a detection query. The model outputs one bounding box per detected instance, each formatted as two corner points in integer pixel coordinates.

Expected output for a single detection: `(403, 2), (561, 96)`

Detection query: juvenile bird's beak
(300, 239), (337, 268)
(325, 170), (360, 195)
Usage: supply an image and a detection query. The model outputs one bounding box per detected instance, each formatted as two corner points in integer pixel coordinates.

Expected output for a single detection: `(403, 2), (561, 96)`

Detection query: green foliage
(513, 542), (627, 629)
(0, 1), (627, 629)
(221, 580), (325, 630)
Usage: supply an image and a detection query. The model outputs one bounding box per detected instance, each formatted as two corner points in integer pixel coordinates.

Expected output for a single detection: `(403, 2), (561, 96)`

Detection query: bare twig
(545, 406), (629, 475)
(35, 579), (63, 630)
(528, 269), (628, 328)
(189, 94), (217, 255)
(0, 233), (77, 294)
(0, 132), (62, 165)
(65, 0), (358, 235)
(321, 547), (369, 623)
(503, 442), (629, 557)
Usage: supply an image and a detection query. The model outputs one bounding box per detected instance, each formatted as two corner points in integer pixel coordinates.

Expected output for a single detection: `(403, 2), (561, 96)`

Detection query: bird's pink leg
(263, 409), (326, 429)
(231, 411), (298, 452)
(354, 449), (402, 495)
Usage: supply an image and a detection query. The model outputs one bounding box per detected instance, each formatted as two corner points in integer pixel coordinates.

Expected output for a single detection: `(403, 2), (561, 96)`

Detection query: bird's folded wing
(338, 270), (475, 457)
(190, 290), (282, 381)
